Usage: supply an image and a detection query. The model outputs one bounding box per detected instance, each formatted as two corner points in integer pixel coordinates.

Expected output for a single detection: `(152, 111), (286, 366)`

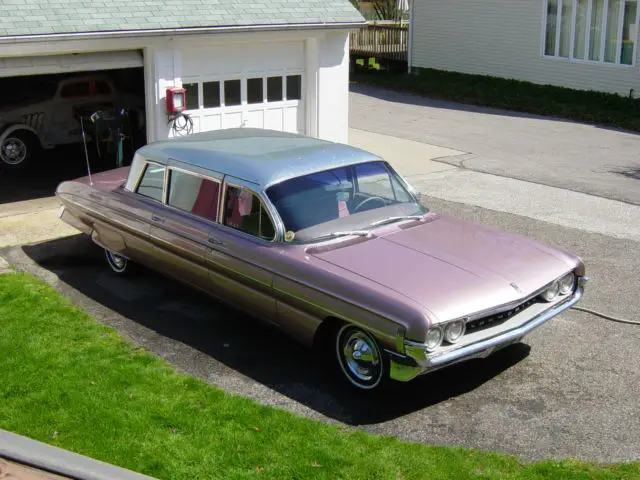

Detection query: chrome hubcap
(1, 138), (27, 165)
(341, 330), (380, 383)
(107, 251), (126, 271)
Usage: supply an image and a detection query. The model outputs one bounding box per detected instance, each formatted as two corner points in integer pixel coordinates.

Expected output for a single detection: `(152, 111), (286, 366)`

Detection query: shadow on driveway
(14, 233), (530, 426)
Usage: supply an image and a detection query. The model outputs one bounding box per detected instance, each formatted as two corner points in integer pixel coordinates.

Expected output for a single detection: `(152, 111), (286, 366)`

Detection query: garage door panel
(183, 42), (304, 78)
(0, 50), (143, 78)
(222, 112), (243, 129)
(265, 108), (284, 131)
(244, 109), (265, 129)
(284, 105), (305, 134)
(201, 114), (221, 132)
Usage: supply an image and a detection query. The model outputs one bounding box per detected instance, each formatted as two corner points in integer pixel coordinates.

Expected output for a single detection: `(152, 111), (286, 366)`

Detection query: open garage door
(0, 50), (143, 78)
(0, 50), (146, 204)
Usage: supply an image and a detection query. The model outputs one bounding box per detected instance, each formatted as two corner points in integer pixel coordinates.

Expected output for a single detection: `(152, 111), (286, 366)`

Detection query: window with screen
(223, 186), (275, 240)
(136, 164), (165, 202)
(168, 169), (220, 221)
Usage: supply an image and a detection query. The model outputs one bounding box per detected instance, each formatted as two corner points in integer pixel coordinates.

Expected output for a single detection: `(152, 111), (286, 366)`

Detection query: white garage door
(0, 50), (144, 78)
(180, 41), (306, 136)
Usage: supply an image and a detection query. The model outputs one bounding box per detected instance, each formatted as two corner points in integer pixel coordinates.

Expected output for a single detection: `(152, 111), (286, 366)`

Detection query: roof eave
(0, 21), (367, 44)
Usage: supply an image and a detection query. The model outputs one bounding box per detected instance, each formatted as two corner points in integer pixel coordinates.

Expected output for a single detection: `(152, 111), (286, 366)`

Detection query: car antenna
(80, 113), (93, 185)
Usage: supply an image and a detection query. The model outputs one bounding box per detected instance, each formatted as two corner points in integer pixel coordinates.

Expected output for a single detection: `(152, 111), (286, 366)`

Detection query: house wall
(411, 0), (640, 96)
(0, 28), (351, 144)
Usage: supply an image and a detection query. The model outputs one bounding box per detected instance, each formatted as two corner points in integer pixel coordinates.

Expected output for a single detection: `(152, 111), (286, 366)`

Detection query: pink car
(56, 128), (587, 392)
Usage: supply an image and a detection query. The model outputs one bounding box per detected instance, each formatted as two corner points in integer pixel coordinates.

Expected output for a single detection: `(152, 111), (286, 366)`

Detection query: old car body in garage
(55, 128), (587, 391)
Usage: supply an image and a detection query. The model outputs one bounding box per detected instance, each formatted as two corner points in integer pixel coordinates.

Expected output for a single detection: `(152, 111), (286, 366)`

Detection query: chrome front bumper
(388, 277), (587, 382)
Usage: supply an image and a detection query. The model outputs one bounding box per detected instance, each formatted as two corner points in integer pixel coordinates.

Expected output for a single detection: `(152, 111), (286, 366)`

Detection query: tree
(372, 0), (403, 21)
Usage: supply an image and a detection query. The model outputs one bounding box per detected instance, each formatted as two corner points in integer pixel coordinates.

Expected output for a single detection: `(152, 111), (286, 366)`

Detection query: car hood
(308, 214), (578, 323)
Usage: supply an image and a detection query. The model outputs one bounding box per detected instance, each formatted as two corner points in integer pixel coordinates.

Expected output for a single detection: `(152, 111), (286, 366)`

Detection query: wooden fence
(349, 20), (409, 63)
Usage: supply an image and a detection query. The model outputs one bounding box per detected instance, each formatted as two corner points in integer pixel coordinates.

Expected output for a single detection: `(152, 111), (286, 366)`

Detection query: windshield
(265, 161), (427, 243)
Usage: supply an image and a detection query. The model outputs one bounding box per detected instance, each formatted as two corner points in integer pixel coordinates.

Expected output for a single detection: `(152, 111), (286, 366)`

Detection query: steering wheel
(354, 196), (386, 213)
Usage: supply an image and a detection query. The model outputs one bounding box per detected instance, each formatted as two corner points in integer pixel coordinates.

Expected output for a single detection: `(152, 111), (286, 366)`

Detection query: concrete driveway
(349, 83), (640, 206)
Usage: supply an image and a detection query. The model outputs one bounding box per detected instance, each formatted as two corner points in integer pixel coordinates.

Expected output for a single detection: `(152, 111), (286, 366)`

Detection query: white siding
(411, 0), (640, 96)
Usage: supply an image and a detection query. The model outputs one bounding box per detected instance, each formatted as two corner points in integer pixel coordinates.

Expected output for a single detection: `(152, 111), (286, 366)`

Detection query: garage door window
(267, 76), (284, 102)
(224, 80), (241, 106)
(286, 75), (302, 100)
(247, 78), (264, 104)
(184, 82), (199, 110)
(203, 81), (221, 108)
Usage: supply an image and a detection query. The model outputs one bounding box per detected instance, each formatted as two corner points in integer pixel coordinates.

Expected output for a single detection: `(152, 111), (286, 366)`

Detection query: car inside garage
(0, 50), (147, 204)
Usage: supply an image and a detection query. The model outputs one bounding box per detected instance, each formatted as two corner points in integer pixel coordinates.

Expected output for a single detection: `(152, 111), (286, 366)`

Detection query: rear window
(168, 169), (220, 221)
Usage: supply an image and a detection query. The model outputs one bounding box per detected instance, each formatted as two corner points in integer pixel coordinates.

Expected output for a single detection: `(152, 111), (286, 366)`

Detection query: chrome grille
(465, 297), (538, 334)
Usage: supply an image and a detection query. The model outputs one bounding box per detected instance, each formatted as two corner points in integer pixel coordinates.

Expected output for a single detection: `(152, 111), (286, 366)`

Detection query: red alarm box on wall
(165, 86), (186, 114)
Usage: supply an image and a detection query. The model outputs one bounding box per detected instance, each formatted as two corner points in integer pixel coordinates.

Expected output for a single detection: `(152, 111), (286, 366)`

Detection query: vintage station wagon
(56, 128), (587, 391)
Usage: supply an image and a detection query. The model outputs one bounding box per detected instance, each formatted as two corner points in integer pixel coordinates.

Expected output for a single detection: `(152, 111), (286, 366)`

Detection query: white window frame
(542, 0), (640, 67)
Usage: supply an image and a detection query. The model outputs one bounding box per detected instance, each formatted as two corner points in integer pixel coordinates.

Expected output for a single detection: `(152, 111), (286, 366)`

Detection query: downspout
(407, 0), (414, 73)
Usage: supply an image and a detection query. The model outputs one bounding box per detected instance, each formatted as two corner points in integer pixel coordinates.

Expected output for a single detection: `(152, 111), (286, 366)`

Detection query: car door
(147, 166), (223, 294)
(204, 177), (277, 324)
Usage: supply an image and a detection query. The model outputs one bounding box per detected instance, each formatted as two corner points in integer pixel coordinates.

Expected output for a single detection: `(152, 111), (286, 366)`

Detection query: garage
(0, 0), (364, 215)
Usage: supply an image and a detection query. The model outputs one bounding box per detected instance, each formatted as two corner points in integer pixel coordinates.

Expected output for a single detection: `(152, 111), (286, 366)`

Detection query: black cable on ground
(571, 305), (640, 325)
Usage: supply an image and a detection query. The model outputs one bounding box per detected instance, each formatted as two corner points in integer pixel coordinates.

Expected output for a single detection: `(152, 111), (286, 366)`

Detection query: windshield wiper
(318, 230), (371, 240)
(369, 215), (424, 227)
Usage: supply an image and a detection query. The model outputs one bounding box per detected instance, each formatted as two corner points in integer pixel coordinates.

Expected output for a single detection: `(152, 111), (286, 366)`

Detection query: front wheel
(335, 324), (390, 392)
(0, 130), (39, 170)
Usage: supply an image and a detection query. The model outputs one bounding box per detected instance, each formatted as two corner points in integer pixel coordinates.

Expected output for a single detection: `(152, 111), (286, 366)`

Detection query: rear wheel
(0, 130), (39, 170)
(335, 324), (390, 392)
(104, 249), (133, 276)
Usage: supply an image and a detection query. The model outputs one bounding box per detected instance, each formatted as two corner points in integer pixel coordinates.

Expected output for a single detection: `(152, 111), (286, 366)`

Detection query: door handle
(208, 237), (223, 245)
(151, 215), (165, 223)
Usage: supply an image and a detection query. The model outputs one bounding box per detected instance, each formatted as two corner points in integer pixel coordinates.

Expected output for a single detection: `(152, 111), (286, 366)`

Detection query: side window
(168, 169), (220, 222)
(94, 80), (112, 95)
(60, 81), (91, 98)
(136, 164), (166, 202)
(223, 186), (275, 240)
(355, 162), (410, 202)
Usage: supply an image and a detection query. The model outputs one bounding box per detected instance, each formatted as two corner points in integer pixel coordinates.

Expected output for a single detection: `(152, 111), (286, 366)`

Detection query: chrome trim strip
(405, 281), (585, 369)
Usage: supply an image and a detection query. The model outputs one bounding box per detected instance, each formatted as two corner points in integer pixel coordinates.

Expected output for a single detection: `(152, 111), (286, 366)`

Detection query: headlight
(425, 326), (443, 352)
(558, 272), (575, 295)
(444, 320), (466, 344)
(541, 280), (559, 302)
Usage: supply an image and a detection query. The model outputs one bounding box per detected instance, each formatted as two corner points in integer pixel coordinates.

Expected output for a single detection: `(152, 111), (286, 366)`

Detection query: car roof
(136, 128), (382, 188)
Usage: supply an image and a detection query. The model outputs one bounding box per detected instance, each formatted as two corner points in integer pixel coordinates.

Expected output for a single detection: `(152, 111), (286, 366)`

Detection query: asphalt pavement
(350, 83), (640, 206)
(2, 194), (638, 464)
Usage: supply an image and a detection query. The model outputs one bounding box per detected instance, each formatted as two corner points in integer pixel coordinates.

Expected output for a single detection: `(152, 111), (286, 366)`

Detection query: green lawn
(351, 68), (640, 133)
(1, 272), (638, 479)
